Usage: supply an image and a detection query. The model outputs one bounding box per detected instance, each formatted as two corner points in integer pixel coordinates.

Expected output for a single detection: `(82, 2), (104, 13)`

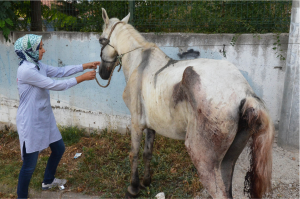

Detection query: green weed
(59, 126), (86, 146)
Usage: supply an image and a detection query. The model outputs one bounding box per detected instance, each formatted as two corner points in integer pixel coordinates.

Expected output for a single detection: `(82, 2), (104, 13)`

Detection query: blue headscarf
(14, 34), (42, 70)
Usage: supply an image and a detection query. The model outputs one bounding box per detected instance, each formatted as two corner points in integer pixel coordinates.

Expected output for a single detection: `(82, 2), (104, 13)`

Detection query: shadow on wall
(239, 70), (263, 98)
(178, 49), (200, 59)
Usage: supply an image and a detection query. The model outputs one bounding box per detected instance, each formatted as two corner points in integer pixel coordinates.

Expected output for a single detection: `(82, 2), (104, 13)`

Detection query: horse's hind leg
(181, 66), (234, 198)
(126, 124), (143, 197)
(221, 128), (251, 198)
(185, 120), (236, 199)
(141, 128), (156, 188)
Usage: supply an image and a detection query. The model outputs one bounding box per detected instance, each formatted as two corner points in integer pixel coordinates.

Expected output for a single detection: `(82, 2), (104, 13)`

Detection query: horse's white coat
(109, 32), (253, 140)
(99, 9), (273, 199)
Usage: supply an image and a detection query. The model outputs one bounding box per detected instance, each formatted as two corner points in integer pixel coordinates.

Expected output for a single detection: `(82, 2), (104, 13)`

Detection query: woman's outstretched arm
(44, 61), (100, 78)
(19, 66), (96, 91)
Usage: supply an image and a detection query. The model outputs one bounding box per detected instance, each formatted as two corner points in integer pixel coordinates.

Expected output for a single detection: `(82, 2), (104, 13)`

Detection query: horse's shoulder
(123, 69), (138, 107)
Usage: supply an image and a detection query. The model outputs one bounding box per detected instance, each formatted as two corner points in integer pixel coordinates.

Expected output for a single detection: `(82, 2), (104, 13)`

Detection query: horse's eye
(99, 38), (109, 46)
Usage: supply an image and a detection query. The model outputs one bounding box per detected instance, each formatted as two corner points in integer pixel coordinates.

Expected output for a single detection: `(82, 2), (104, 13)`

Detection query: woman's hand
(76, 71), (96, 84)
(83, 61), (101, 70)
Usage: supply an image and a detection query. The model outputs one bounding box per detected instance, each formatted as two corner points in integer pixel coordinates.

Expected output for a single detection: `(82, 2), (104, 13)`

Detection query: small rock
(292, 157), (296, 160)
(59, 185), (65, 190)
(155, 192), (165, 199)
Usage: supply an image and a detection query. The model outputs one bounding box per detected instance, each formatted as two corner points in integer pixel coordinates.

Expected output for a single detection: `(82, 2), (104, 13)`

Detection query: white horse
(98, 8), (274, 199)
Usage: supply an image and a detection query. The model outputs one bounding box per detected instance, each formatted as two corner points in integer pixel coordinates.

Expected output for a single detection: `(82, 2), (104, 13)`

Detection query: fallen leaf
(77, 187), (84, 192)
(170, 168), (177, 173)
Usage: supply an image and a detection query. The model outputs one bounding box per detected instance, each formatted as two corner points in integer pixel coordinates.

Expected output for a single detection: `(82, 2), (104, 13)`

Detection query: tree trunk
(30, 0), (42, 31)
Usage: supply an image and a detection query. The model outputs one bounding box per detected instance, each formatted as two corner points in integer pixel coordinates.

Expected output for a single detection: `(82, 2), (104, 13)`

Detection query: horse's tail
(241, 96), (274, 198)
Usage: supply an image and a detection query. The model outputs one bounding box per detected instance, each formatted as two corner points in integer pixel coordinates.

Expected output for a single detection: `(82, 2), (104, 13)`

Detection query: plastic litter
(74, 153), (82, 159)
(155, 192), (165, 199)
(59, 185), (65, 190)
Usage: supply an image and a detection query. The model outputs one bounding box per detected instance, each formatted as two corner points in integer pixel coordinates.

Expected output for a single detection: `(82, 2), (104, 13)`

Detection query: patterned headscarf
(14, 34), (42, 70)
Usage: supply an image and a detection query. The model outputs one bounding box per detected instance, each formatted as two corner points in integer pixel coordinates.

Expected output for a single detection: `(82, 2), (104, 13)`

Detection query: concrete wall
(0, 32), (288, 132)
(278, 0), (300, 150)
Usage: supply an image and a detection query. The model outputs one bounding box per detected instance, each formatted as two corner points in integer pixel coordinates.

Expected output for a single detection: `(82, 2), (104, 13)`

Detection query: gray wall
(0, 32), (288, 132)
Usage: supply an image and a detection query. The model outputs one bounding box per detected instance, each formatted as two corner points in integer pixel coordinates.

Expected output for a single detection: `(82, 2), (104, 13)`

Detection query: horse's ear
(102, 8), (109, 26)
(121, 13), (130, 24)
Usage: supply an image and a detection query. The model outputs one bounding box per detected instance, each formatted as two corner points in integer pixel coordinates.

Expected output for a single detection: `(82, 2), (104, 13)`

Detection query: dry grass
(0, 126), (202, 198)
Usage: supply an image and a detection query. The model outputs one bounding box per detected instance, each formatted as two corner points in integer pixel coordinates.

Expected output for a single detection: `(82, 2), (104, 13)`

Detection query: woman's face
(38, 40), (45, 60)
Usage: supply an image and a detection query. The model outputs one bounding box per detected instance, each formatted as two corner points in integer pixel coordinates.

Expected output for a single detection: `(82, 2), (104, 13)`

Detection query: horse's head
(98, 8), (130, 80)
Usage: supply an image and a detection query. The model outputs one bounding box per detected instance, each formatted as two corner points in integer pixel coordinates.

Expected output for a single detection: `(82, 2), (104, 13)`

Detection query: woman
(14, 34), (100, 198)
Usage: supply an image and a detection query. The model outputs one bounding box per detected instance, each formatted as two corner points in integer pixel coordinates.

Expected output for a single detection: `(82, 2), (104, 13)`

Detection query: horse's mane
(108, 18), (155, 49)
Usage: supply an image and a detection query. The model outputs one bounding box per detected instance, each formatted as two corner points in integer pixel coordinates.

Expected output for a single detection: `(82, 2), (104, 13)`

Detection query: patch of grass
(0, 128), (21, 198)
(59, 126), (86, 146)
(0, 126), (18, 143)
(0, 127), (203, 198)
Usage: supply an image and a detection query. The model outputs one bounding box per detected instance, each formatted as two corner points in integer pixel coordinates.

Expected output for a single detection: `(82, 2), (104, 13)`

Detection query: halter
(96, 21), (142, 88)
(100, 21), (123, 66)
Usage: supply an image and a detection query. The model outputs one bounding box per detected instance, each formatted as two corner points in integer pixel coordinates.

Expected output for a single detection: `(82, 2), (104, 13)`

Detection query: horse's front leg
(141, 128), (156, 188)
(126, 123), (143, 197)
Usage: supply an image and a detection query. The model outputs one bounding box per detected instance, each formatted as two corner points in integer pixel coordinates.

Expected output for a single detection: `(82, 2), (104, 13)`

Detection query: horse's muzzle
(99, 63), (113, 80)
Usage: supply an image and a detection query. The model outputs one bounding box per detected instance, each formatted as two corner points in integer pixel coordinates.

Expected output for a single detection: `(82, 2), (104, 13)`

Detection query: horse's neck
(112, 25), (168, 82)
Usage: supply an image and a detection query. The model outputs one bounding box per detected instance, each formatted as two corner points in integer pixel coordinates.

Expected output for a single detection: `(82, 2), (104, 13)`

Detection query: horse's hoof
(142, 178), (151, 187)
(126, 186), (140, 198)
(125, 191), (139, 198)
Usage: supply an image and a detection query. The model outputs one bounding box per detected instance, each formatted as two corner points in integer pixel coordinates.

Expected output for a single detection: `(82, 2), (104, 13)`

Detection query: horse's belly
(142, 75), (189, 140)
(147, 105), (188, 140)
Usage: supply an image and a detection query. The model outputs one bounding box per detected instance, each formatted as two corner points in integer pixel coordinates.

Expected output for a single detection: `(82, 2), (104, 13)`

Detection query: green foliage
(12, 1), (31, 31)
(0, 0), (292, 38)
(133, 1), (291, 33)
(72, 1), (128, 32)
(273, 34), (286, 61)
(41, 1), (128, 32)
(230, 34), (241, 46)
(0, 1), (15, 41)
(0, 1), (39, 41)
(42, 1), (78, 31)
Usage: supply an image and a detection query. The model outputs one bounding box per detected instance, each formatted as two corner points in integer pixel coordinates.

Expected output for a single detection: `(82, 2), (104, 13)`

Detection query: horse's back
(182, 58), (254, 114)
(150, 57), (253, 109)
